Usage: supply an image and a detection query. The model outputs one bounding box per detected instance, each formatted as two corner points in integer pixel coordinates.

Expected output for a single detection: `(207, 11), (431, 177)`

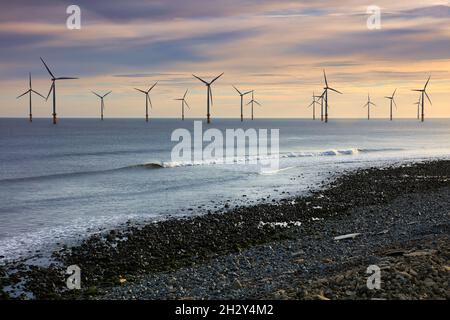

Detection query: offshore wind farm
(11, 60), (439, 124)
(1, 0), (450, 303)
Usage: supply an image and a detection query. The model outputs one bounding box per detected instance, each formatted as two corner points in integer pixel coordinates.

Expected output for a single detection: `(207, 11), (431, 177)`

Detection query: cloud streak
(1, 1), (450, 119)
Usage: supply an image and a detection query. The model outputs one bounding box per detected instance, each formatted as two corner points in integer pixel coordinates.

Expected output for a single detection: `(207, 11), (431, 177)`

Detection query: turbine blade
(209, 87), (213, 106)
(329, 87), (342, 94)
(232, 85), (242, 95)
(243, 91), (252, 96)
(185, 101), (191, 109)
(103, 91), (112, 98)
(424, 76), (431, 89)
(17, 90), (30, 99)
(323, 70), (328, 87)
(255, 101), (262, 106)
(135, 88), (147, 94)
(55, 77), (78, 80)
(148, 95), (153, 109)
(193, 74), (208, 85)
(148, 81), (158, 92)
(210, 72), (224, 84)
(46, 83), (54, 101)
(183, 89), (188, 99)
(425, 92), (432, 105)
(32, 90), (46, 99)
(40, 57), (55, 79)
(29, 73), (32, 89)
(392, 88), (397, 98)
(92, 91), (102, 98)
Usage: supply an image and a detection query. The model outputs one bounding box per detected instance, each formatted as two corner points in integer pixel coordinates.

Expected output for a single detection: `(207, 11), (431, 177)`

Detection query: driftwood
(333, 233), (361, 241)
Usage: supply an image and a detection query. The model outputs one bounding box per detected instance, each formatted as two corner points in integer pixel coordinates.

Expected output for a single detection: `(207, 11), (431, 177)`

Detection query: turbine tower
(174, 89), (190, 121)
(318, 91), (325, 121)
(413, 95), (422, 120)
(92, 91), (112, 120)
(384, 89), (397, 121)
(307, 91), (321, 120)
(16, 73), (46, 122)
(40, 57), (78, 124)
(322, 70), (342, 123)
(246, 91), (261, 120)
(412, 76), (432, 122)
(135, 82), (158, 122)
(362, 93), (376, 120)
(193, 73), (224, 124)
(233, 85), (252, 122)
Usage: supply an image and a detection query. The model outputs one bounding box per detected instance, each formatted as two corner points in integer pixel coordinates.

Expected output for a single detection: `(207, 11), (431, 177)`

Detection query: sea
(1, 118), (450, 262)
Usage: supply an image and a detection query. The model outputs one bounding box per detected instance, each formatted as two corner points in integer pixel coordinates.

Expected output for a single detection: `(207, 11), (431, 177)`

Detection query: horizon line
(2, 117), (450, 120)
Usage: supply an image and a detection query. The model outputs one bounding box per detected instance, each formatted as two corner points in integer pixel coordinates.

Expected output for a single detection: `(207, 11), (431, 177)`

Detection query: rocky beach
(1, 160), (449, 300)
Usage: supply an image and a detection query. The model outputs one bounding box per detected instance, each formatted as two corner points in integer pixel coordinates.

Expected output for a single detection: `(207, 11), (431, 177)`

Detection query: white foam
(0, 213), (148, 264)
(155, 148), (369, 169)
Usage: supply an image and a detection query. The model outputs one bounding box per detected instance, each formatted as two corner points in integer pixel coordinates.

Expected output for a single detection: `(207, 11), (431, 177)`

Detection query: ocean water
(1, 118), (450, 262)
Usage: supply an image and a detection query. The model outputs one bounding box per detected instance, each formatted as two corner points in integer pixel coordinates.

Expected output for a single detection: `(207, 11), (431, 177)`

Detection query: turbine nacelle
(92, 91), (112, 100)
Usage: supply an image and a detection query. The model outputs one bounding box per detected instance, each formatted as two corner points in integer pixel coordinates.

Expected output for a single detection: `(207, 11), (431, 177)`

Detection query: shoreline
(1, 159), (450, 299)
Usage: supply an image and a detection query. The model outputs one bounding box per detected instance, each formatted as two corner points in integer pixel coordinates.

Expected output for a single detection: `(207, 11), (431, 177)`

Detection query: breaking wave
(144, 147), (403, 169)
(0, 147), (403, 183)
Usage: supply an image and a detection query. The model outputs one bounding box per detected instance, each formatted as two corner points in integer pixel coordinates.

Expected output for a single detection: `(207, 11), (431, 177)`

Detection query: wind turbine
(92, 91), (112, 120)
(384, 89), (397, 121)
(362, 93), (376, 120)
(193, 73), (224, 124)
(174, 89), (190, 121)
(246, 91), (261, 120)
(233, 85), (252, 121)
(40, 57), (78, 124)
(16, 73), (46, 122)
(412, 76), (432, 122)
(322, 70), (342, 123)
(307, 91), (321, 120)
(135, 82), (158, 122)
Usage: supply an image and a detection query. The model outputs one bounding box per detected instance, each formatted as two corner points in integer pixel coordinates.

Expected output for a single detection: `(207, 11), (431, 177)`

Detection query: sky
(1, 0), (450, 119)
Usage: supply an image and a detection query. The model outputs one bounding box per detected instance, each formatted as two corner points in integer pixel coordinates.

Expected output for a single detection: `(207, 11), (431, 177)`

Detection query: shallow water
(1, 118), (450, 261)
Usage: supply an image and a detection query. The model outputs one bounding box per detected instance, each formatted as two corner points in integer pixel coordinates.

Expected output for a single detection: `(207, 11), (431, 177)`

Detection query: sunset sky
(1, 0), (450, 119)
